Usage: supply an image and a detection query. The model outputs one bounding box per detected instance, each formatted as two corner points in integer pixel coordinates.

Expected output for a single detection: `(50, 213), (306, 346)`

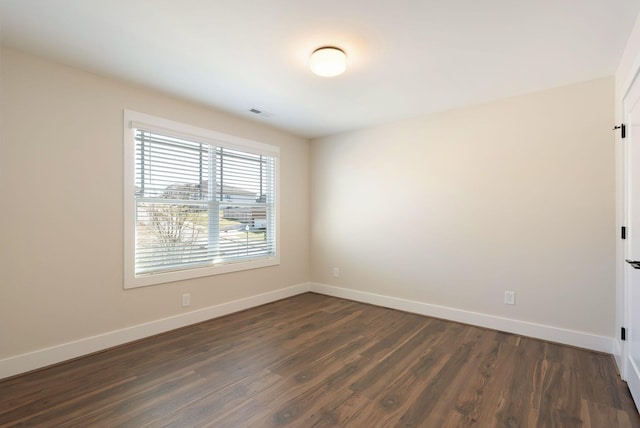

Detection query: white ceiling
(2, 0), (639, 138)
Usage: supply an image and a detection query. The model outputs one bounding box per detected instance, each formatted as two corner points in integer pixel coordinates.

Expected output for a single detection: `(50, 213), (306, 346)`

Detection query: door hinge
(614, 124), (626, 139)
(622, 226), (627, 240)
(622, 327), (627, 341)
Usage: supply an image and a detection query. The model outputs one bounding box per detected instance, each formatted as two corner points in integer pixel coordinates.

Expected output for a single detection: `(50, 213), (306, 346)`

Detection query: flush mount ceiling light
(309, 46), (347, 77)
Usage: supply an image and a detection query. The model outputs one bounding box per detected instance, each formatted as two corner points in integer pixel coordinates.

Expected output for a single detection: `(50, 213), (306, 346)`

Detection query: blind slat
(134, 129), (276, 276)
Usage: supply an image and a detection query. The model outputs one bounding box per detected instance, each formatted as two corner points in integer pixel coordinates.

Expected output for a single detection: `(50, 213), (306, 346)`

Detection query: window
(124, 110), (279, 288)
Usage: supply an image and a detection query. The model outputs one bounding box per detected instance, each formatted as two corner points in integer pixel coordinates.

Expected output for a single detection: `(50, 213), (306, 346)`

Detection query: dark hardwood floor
(1, 293), (638, 427)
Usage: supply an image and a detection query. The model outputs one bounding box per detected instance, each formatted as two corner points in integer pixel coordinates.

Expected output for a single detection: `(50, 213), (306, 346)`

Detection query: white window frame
(123, 109), (280, 289)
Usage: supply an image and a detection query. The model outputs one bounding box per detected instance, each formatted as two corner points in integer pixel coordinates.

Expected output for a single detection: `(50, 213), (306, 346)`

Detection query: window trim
(123, 109), (280, 289)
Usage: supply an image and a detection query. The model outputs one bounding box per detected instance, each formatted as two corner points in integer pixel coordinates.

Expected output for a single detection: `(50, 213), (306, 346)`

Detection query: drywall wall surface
(311, 77), (615, 336)
(0, 48), (310, 358)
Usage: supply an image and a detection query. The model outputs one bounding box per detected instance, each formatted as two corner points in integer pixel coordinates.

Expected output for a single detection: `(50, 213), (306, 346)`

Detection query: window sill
(124, 255), (280, 289)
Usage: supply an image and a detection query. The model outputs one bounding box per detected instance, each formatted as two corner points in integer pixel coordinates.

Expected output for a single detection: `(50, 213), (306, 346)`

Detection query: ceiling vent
(249, 108), (274, 118)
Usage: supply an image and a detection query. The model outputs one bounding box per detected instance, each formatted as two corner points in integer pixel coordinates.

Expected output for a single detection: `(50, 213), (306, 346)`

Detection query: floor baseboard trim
(2, 282), (614, 380)
(310, 283), (613, 354)
(613, 339), (625, 379)
(0, 282), (311, 380)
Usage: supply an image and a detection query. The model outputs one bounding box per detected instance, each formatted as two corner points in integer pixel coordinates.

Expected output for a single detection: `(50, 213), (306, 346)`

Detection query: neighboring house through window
(124, 110), (279, 288)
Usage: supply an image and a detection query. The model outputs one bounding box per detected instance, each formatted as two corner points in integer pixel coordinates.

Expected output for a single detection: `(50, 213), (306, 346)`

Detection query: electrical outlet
(332, 267), (340, 278)
(504, 291), (515, 305)
(182, 293), (191, 307)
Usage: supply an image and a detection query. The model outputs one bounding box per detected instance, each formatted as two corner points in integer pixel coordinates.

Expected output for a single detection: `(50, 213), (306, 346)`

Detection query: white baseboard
(0, 282), (311, 380)
(613, 339), (625, 379)
(1, 282), (615, 380)
(310, 283), (614, 354)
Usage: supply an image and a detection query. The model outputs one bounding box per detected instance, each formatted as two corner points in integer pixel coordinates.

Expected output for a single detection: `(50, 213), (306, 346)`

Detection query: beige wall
(0, 48), (310, 358)
(311, 77), (615, 336)
(0, 45), (617, 362)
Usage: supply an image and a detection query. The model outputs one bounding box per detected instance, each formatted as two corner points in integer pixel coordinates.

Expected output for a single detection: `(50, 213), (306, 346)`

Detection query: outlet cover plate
(504, 291), (515, 305)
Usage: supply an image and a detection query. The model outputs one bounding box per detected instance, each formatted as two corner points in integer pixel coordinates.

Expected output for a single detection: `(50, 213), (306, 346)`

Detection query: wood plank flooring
(1, 292), (638, 427)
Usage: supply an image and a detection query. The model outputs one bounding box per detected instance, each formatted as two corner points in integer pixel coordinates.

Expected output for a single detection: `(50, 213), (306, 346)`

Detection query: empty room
(3, 0), (640, 426)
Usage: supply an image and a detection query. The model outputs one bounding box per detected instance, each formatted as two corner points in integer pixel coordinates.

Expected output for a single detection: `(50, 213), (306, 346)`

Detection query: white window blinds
(125, 111), (278, 287)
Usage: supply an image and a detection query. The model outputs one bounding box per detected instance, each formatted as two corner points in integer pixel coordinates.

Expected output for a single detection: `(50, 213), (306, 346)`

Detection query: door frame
(618, 69), (640, 408)
(612, 83), (640, 381)
(619, 76), (631, 381)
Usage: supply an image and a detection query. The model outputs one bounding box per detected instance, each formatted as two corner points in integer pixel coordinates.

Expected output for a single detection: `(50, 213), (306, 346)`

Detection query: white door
(624, 73), (640, 408)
